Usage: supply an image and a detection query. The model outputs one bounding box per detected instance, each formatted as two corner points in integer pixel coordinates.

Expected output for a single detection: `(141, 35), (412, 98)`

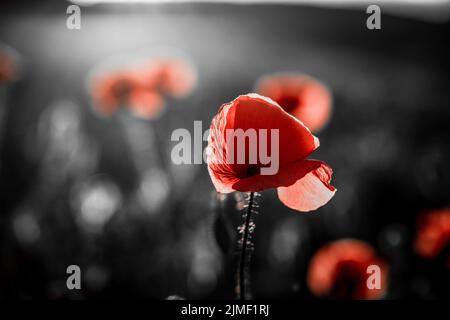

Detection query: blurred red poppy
(90, 58), (195, 118)
(207, 94), (335, 212)
(415, 208), (450, 266)
(128, 89), (164, 119)
(307, 239), (388, 299)
(256, 73), (332, 133)
(0, 50), (15, 83)
(91, 71), (138, 115)
(156, 59), (197, 98)
(134, 59), (196, 97)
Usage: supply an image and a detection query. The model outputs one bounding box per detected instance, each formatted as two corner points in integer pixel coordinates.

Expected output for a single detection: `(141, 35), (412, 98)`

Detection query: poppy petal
(207, 164), (238, 194)
(290, 81), (332, 133)
(0, 51), (15, 82)
(231, 158), (319, 192)
(307, 239), (388, 299)
(207, 100), (238, 193)
(256, 73), (332, 133)
(91, 71), (135, 116)
(128, 89), (165, 119)
(277, 160), (336, 212)
(160, 59), (196, 98)
(230, 94), (319, 166)
(207, 94), (321, 193)
(415, 208), (450, 258)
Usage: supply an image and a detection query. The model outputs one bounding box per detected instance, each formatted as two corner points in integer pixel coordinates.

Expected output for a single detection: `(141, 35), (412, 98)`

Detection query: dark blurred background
(0, 0), (449, 299)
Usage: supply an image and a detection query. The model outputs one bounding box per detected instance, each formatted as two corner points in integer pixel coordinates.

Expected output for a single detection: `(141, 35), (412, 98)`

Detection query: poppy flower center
(112, 79), (133, 101)
(246, 165), (261, 177)
(331, 262), (366, 299)
(277, 95), (301, 113)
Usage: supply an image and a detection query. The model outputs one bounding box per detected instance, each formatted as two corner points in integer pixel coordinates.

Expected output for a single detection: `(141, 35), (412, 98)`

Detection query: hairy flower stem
(239, 191), (254, 300)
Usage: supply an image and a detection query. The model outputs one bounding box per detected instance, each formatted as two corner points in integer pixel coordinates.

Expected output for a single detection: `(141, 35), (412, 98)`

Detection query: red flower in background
(256, 73), (332, 133)
(0, 50), (16, 83)
(91, 71), (140, 115)
(415, 208), (450, 268)
(307, 239), (388, 300)
(90, 57), (196, 118)
(207, 94), (335, 212)
(128, 89), (164, 119)
(154, 58), (197, 98)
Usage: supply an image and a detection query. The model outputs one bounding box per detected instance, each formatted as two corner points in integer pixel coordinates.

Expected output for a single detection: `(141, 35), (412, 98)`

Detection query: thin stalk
(239, 191), (254, 300)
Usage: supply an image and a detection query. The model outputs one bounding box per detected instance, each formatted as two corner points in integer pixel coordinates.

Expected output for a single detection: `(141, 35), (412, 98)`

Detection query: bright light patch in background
(70, 0), (449, 4)
(37, 100), (99, 181)
(85, 265), (110, 291)
(268, 218), (306, 269)
(13, 208), (41, 246)
(68, 0), (450, 22)
(187, 235), (221, 296)
(73, 176), (122, 232)
(138, 168), (170, 214)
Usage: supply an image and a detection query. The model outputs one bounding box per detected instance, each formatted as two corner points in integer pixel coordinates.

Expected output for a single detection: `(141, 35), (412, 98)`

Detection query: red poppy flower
(90, 69), (163, 118)
(206, 94), (335, 212)
(307, 239), (388, 299)
(128, 58), (196, 98)
(0, 50), (15, 83)
(129, 63), (162, 90)
(256, 73), (332, 133)
(156, 59), (196, 98)
(91, 71), (137, 115)
(128, 88), (164, 119)
(415, 208), (450, 265)
(90, 58), (195, 118)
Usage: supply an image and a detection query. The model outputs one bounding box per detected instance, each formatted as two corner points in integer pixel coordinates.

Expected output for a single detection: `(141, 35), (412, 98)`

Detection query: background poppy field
(0, 0), (449, 299)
